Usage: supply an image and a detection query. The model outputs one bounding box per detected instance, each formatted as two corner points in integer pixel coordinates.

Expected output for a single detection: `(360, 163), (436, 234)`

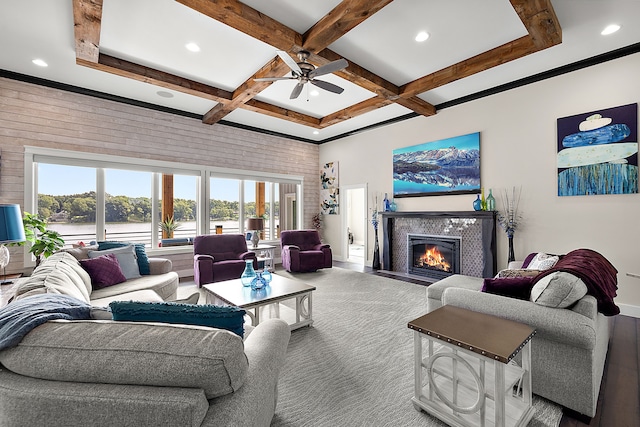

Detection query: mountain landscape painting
(393, 132), (481, 197)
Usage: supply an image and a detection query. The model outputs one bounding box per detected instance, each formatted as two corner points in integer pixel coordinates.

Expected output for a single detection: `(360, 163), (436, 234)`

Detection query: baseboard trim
(618, 303), (640, 318)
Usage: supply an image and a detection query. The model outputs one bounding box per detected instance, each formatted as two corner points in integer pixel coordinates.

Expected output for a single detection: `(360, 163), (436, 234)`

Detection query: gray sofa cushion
(89, 271), (179, 301)
(0, 320), (249, 399)
(0, 369), (209, 427)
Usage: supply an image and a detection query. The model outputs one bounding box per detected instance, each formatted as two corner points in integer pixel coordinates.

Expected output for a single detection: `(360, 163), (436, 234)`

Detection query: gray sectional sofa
(426, 254), (614, 418)
(0, 250), (291, 426)
(11, 250), (179, 305)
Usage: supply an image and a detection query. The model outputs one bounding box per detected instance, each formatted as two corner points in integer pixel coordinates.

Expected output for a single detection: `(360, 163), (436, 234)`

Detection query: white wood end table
(408, 305), (536, 427)
(202, 274), (315, 331)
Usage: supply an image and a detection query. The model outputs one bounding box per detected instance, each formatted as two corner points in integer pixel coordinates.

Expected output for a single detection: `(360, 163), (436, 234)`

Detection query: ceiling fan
(255, 50), (348, 99)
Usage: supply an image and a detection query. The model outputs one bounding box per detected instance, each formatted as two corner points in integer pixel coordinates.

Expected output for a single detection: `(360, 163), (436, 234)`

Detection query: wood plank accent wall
(0, 77), (319, 275)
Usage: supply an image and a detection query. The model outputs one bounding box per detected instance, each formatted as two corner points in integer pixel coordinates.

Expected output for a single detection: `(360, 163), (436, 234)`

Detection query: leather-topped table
(408, 305), (536, 427)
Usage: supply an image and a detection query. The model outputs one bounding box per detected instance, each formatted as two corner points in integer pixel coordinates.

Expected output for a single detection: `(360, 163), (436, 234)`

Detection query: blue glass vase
(261, 268), (272, 283)
(473, 195), (482, 211)
(240, 259), (256, 287)
(251, 272), (267, 290)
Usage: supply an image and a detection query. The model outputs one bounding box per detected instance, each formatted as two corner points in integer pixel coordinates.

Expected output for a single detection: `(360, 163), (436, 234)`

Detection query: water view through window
(36, 162), (288, 248)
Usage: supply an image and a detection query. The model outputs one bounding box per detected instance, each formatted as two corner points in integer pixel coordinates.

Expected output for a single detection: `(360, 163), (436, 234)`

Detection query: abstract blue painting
(557, 103), (638, 196)
(393, 132), (480, 198)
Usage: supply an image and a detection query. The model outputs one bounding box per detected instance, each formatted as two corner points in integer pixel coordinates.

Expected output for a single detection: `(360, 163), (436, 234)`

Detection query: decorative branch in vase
(497, 186), (522, 263)
(370, 195), (381, 270)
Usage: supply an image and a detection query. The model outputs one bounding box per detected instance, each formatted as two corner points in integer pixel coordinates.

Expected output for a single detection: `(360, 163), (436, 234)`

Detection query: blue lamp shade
(0, 204), (26, 244)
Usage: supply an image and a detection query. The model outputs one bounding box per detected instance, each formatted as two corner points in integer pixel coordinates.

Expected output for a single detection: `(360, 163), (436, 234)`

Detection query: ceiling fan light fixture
(313, 130), (319, 135)
(415, 31), (430, 42)
(185, 42), (201, 52)
(601, 24), (621, 35)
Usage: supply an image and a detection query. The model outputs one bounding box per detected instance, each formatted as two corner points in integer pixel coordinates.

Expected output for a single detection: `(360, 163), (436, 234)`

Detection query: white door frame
(340, 183), (368, 265)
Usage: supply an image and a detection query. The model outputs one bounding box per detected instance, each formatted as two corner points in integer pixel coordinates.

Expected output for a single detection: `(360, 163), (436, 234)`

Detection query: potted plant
(160, 215), (181, 239)
(13, 212), (65, 266)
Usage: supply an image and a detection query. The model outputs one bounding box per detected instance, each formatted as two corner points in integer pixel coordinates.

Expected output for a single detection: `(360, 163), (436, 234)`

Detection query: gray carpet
(270, 267), (562, 427)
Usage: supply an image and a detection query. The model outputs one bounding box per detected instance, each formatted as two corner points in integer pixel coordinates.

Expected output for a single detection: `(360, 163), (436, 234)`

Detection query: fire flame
(417, 246), (451, 272)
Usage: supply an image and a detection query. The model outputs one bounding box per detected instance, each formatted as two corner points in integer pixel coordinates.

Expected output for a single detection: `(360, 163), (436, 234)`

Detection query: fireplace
(407, 234), (461, 280)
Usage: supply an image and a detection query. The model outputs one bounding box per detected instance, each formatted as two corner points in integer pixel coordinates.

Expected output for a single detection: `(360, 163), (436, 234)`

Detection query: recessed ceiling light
(156, 91), (174, 98)
(601, 24), (621, 35)
(313, 130), (319, 135)
(185, 42), (201, 52)
(415, 31), (430, 42)
(310, 90), (320, 97)
(32, 59), (48, 67)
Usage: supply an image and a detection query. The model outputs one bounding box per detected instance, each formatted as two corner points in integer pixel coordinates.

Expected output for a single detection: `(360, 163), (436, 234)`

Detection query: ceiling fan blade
(310, 79), (344, 94)
(253, 77), (295, 82)
(290, 82), (305, 99)
(276, 50), (302, 75)
(309, 58), (348, 78)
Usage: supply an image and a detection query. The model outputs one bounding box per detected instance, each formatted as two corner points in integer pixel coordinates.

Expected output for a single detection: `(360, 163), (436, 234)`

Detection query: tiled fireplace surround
(380, 211), (497, 279)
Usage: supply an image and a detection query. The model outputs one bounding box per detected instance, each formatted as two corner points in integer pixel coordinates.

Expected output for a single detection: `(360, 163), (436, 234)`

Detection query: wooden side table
(408, 306), (536, 427)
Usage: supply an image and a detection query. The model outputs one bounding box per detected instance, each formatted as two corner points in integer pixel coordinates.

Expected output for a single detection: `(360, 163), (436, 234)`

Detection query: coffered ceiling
(2, 1), (640, 143)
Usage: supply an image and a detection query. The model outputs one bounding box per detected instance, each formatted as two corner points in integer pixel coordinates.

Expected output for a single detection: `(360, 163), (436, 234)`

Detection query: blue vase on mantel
(472, 195), (482, 211)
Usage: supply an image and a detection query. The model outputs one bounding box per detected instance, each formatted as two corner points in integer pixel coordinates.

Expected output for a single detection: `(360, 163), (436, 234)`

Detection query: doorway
(343, 185), (367, 265)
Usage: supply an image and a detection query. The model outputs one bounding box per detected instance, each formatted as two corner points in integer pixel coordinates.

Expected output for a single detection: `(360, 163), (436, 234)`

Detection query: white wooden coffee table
(202, 274), (316, 330)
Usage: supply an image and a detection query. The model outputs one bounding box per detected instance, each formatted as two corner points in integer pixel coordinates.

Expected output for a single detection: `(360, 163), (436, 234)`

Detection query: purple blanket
(533, 248), (619, 316)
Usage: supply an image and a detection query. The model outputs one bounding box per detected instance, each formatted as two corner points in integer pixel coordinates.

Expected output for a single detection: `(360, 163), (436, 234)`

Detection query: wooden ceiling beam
(73, 0), (103, 63)
(510, 0), (562, 49)
(400, 36), (536, 97)
(241, 99), (322, 128)
(178, 0), (437, 124)
(400, 0), (561, 98)
(320, 96), (394, 128)
(203, 57), (292, 124)
(302, 0), (393, 54)
(78, 54), (234, 102)
(175, 0), (303, 51)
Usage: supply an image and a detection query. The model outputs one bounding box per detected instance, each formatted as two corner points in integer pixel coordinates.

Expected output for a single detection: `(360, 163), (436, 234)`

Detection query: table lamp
(0, 204), (26, 285)
(247, 218), (264, 249)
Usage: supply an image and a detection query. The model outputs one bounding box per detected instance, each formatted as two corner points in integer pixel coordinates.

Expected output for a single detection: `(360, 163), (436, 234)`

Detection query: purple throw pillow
(521, 252), (538, 269)
(481, 277), (535, 301)
(80, 253), (127, 289)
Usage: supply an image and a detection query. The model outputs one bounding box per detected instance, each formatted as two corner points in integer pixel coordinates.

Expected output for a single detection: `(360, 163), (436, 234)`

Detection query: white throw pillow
(526, 253), (559, 270)
(530, 272), (588, 308)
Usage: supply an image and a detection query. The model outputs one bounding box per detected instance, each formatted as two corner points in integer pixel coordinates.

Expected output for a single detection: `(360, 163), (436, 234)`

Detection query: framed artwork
(320, 161), (339, 214)
(393, 132), (480, 198)
(557, 103), (638, 196)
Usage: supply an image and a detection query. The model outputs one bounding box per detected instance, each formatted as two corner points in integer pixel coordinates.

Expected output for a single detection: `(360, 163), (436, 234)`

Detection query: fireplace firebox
(407, 234), (461, 280)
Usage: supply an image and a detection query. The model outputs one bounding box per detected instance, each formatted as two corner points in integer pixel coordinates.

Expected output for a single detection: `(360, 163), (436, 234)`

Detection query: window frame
(24, 146), (304, 264)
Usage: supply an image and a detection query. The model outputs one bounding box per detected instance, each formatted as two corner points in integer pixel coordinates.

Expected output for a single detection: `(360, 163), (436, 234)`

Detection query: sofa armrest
(313, 244), (330, 250)
(148, 258), (173, 275)
(442, 288), (597, 350)
(240, 251), (257, 260)
(203, 319), (291, 427)
(283, 245), (300, 252)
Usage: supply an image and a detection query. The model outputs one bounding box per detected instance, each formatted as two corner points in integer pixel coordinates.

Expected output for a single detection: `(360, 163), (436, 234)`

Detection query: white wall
(320, 52), (640, 315)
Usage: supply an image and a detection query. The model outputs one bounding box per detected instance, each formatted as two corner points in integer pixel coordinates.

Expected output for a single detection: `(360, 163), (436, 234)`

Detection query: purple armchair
(193, 234), (257, 287)
(280, 230), (332, 273)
